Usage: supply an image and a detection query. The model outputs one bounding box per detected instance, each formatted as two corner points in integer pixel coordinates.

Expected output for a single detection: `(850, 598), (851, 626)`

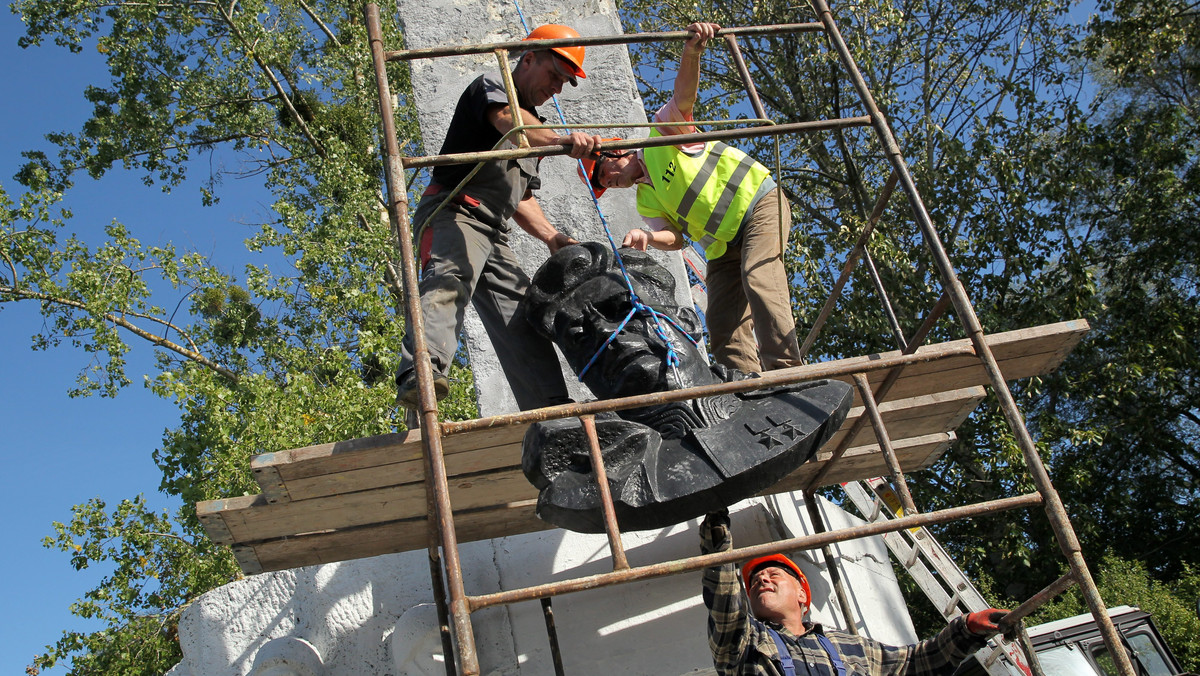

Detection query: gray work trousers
(398, 203), (569, 411)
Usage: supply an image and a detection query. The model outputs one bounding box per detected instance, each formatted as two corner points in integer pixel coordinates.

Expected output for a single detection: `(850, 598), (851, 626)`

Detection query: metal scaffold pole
(354, 2), (1132, 672)
(806, 0), (1135, 672)
(365, 6), (480, 673)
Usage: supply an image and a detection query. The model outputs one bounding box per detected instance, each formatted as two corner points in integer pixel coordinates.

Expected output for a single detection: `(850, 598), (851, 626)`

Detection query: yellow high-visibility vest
(636, 130), (771, 260)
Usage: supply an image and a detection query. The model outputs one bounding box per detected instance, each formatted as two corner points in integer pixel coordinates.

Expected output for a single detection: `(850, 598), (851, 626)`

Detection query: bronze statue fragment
(520, 243), (852, 532)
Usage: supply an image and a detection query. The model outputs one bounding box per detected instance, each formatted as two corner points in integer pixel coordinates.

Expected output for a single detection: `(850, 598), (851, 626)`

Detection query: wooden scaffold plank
(196, 320), (1088, 574)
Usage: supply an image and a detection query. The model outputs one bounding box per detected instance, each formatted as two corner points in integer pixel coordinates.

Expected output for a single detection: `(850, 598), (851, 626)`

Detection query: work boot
(395, 369), (450, 409)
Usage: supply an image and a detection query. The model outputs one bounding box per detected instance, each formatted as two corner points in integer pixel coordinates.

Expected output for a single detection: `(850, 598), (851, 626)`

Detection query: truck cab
(953, 605), (1185, 676)
(1024, 605), (1183, 676)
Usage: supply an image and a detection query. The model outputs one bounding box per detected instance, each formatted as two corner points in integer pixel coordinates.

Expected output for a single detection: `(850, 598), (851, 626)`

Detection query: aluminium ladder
(842, 478), (1037, 676)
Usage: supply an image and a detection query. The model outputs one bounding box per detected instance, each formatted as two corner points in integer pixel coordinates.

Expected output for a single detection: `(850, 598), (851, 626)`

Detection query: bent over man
(578, 22), (802, 375)
(396, 24), (602, 410)
(700, 511), (1009, 675)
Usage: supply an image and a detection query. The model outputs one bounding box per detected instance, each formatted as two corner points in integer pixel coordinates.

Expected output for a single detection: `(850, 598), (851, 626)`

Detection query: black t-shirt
(429, 73), (544, 225)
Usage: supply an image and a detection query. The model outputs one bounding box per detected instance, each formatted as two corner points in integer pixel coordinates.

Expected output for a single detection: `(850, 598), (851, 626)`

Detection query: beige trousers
(704, 189), (803, 373)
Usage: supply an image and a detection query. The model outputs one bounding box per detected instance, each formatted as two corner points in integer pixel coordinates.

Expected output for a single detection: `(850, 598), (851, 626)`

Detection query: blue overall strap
(765, 627), (797, 676)
(815, 634), (846, 676)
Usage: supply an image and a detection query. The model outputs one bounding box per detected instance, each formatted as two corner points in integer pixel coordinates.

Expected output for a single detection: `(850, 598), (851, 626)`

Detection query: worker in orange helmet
(576, 22), (802, 378)
(396, 24), (604, 410)
(524, 24), (588, 93)
(700, 510), (1013, 675)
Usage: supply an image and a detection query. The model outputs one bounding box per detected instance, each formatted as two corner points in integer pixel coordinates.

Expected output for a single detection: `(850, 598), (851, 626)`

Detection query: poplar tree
(1, 1), (473, 672)
(621, 0), (1199, 641)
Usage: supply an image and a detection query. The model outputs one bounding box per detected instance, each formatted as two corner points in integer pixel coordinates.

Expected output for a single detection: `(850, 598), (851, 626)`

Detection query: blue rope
(511, 3), (699, 385)
(573, 166), (701, 382)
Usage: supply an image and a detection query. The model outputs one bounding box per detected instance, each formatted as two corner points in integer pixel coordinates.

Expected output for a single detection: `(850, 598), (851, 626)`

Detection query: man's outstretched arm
(700, 510), (751, 676)
(672, 22), (719, 119)
(512, 196), (577, 253)
(488, 103), (600, 156)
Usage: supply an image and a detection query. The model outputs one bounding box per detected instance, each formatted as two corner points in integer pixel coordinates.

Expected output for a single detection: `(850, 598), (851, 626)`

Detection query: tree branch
(356, 212), (405, 303)
(214, 0), (327, 160)
(295, 0), (340, 47)
(0, 286), (239, 382)
(143, 531), (195, 546)
(0, 245), (17, 285)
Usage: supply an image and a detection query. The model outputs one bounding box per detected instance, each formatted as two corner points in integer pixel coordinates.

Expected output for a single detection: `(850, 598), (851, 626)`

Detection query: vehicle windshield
(1094, 633), (1174, 676)
(1037, 645), (1100, 675)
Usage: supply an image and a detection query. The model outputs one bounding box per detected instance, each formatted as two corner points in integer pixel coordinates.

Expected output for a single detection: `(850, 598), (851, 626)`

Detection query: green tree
(620, 0), (1093, 586)
(0, 0), (480, 672)
(1031, 554), (1200, 671)
(619, 0), (1200, 625)
(1031, 0), (1200, 582)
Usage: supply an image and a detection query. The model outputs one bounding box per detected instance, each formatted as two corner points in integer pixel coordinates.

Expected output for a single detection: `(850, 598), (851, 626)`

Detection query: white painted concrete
(168, 494), (916, 675)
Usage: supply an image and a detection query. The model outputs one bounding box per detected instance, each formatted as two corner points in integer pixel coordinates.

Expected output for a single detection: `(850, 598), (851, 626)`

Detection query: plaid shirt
(701, 523), (987, 676)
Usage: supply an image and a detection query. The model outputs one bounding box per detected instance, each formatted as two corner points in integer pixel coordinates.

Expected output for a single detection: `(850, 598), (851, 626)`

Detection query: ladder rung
(870, 497), (884, 521)
(983, 644), (1003, 667)
(942, 590), (961, 616)
(904, 544), (920, 568)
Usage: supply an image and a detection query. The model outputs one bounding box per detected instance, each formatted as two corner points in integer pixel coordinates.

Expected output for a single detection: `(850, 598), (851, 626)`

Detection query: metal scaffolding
(363, 2), (1136, 674)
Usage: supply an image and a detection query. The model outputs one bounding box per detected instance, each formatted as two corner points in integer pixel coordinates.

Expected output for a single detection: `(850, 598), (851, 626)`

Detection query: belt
(422, 183), (480, 207)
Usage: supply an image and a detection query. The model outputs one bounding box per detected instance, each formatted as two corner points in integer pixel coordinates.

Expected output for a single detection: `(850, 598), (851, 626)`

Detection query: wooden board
(773, 432), (955, 491)
(243, 320), (1084, 505)
(249, 424), (528, 503)
(232, 500), (550, 575)
(828, 319), (1088, 404)
(200, 469), (535, 546)
(827, 387), (982, 451)
(197, 320), (1088, 575)
(247, 386), (984, 506)
(199, 386), (983, 543)
(220, 433), (955, 575)
(198, 420), (960, 568)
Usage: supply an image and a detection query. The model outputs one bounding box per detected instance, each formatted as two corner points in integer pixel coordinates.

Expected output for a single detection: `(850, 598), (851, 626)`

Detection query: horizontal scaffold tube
(387, 24), (825, 61)
(441, 341), (978, 435)
(403, 117), (872, 169)
(466, 493), (1044, 611)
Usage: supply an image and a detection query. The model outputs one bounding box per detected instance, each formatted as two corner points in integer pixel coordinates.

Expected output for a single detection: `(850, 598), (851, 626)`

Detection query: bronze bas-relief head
(519, 242), (855, 533)
(523, 242), (713, 399)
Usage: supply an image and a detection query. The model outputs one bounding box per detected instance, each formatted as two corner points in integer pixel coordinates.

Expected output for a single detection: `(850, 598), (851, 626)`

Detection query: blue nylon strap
(816, 633), (846, 676)
(509, 0), (700, 384)
(577, 307), (637, 379)
(572, 165), (702, 382)
(766, 627), (797, 676)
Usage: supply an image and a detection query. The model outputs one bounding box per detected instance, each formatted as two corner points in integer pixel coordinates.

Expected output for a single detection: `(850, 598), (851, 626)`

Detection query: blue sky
(0, 14), (271, 674)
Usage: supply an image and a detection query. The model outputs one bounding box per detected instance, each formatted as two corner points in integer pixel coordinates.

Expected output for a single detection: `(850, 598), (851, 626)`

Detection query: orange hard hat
(575, 139), (624, 198)
(741, 553), (812, 610)
(525, 24), (587, 82)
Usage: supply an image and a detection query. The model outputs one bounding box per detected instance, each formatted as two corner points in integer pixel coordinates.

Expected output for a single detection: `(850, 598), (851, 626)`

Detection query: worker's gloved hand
(965, 609), (1009, 637)
(699, 509), (731, 554)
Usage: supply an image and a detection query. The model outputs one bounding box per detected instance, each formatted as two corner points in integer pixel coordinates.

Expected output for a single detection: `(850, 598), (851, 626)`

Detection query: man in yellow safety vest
(577, 22), (802, 375)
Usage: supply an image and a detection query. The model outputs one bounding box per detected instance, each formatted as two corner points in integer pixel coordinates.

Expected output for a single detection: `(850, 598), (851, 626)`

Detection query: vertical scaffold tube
(852, 373), (918, 516)
(365, 5), (480, 674)
(581, 415), (631, 570)
(804, 492), (861, 636)
(806, 1), (1134, 673)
